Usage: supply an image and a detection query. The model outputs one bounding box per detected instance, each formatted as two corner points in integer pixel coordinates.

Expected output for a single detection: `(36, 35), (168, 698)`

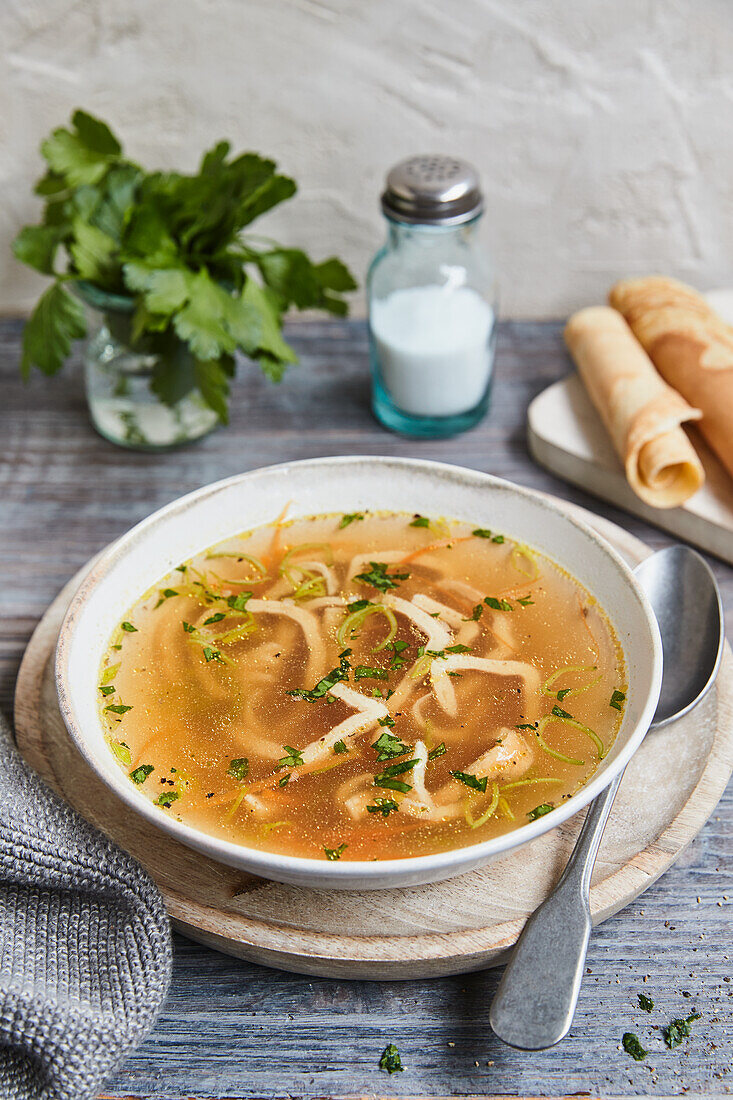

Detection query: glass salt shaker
(367, 155), (498, 437)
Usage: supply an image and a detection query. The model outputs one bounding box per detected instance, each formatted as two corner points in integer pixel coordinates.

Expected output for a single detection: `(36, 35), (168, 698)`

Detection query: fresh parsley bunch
(13, 109), (356, 420)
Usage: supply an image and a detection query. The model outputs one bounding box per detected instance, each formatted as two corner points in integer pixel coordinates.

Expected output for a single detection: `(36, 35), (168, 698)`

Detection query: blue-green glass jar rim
(73, 280), (135, 314)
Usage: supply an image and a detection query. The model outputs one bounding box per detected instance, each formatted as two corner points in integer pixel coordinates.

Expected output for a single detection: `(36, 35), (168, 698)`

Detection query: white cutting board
(527, 290), (733, 565)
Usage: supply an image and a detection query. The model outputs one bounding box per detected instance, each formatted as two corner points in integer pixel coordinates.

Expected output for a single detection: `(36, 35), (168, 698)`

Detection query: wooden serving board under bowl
(528, 289), (733, 565)
(13, 502), (733, 980)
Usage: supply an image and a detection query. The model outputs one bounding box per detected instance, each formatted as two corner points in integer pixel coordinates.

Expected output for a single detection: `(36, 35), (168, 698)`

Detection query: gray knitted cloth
(0, 711), (172, 1100)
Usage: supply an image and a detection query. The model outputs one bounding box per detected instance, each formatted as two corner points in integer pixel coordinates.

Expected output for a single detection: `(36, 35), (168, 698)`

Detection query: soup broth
(100, 511), (626, 861)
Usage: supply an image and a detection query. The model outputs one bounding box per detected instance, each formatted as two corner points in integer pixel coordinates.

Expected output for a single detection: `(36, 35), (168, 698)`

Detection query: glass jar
(76, 283), (219, 451)
(368, 155), (498, 438)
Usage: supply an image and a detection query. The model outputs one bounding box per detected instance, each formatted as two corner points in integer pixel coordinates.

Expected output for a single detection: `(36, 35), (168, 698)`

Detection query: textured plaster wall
(2, 0), (732, 318)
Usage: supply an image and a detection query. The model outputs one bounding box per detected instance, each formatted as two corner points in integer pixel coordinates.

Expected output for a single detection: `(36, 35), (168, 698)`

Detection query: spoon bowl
(639, 546), (724, 728)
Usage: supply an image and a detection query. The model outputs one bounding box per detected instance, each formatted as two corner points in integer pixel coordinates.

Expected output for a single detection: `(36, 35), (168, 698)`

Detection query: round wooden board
(13, 503), (733, 980)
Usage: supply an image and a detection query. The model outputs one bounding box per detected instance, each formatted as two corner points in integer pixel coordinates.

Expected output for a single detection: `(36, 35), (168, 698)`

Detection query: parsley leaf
(339, 512), (364, 529)
(354, 561), (410, 592)
(610, 690), (626, 711)
(450, 770), (487, 793)
(324, 843), (347, 861)
(121, 621), (137, 632)
(277, 745), (305, 769)
(663, 1012), (700, 1049)
(527, 803), (554, 820)
(354, 665), (389, 681)
(638, 993), (654, 1013)
(410, 515), (430, 528)
(288, 649), (352, 701)
(622, 1032), (647, 1061)
(373, 731), (411, 760)
(472, 528), (493, 538)
(227, 757), (249, 781)
(445, 643), (472, 654)
(204, 612), (226, 625)
(129, 764), (154, 784)
(155, 790), (180, 809)
(379, 1044), (404, 1074)
(333, 740), (348, 754)
(464, 604), (484, 622)
(367, 798), (399, 816)
(428, 742), (447, 760)
(105, 703), (132, 715)
(484, 596), (513, 612)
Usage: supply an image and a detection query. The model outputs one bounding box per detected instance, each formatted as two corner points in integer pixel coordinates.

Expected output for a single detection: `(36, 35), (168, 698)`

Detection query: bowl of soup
(56, 457), (662, 889)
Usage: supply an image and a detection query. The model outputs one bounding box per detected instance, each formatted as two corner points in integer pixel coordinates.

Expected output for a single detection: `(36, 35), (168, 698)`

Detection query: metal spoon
(489, 546), (724, 1051)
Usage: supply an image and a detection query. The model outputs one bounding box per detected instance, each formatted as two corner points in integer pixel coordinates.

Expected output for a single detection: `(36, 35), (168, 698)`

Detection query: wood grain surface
(1, 317), (731, 1097)
(14, 510), (733, 982)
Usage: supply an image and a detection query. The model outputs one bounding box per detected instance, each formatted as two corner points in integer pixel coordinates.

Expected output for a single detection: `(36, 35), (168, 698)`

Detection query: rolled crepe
(564, 306), (704, 508)
(610, 276), (733, 481)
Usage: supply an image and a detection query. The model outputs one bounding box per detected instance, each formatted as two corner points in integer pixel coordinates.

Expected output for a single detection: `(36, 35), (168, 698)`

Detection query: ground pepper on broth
(99, 511), (626, 861)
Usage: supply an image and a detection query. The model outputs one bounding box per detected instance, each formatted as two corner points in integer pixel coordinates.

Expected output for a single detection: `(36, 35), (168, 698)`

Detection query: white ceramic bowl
(56, 457), (662, 889)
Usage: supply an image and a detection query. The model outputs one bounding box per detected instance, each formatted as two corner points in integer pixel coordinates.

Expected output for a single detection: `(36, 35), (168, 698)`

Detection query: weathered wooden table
(1, 318), (731, 1098)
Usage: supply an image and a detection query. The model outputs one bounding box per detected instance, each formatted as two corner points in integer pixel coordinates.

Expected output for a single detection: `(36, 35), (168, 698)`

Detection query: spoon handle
(489, 771), (623, 1050)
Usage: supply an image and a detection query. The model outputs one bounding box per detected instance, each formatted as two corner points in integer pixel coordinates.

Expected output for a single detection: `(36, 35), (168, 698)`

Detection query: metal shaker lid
(381, 155), (483, 226)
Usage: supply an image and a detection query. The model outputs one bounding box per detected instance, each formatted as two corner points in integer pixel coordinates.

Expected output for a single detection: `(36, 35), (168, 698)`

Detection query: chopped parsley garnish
(154, 587), (179, 608)
(551, 704), (573, 720)
(663, 1011), (700, 1049)
(277, 773), (290, 787)
(204, 612), (226, 625)
(375, 759), (419, 779)
(339, 512), (364, 529)
(99, 685), (116, 696)
(472, 528), (493, 538)
(379, 1043), (404, 1074)
(445, 643), (472, 654)
(105, 703), (132, 715)
(516, 721), (539, 730)
(346, 598), (370, 612)
(367, 798), (399, 816)
(277, 745), (305, 769)
(428, 742), (446, 760)
(354, 665), (389, 681)
(410, 515), (430, 528)
(324, 842), (347, 860)
(227, 592), (252, 611)
(386, 638), (409, 669)
(227, 757), (250, 781)
(484, 596), (513, 612)
(288, 649), (352, 701)
(622, 1032), (647, 1061)
(182, 621), (196, 633)
(109, 740), (131, 764)
(638, 993), (654, 1013)
(556, 688), (572, 702)
(610, 690), (626, 711)
(120, 621), (137, 632)
(450, 770), (487, 793)
(373, 730), (410, 760)
(202, 646), (223, 663)
(333, 740), (348, 754)
(377, 715), (396, 729)
(100, 663), (120, 685)
(527, 803), (554, 820)
(516, 594), (534, 606)
(129, 764), (154, 784)
(354, 561), (410, 592)
(373, 777), (411, 793)
(464, 604), (484, 622)
(155, 790), (180, 808)
(492, 534), (505, 543)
